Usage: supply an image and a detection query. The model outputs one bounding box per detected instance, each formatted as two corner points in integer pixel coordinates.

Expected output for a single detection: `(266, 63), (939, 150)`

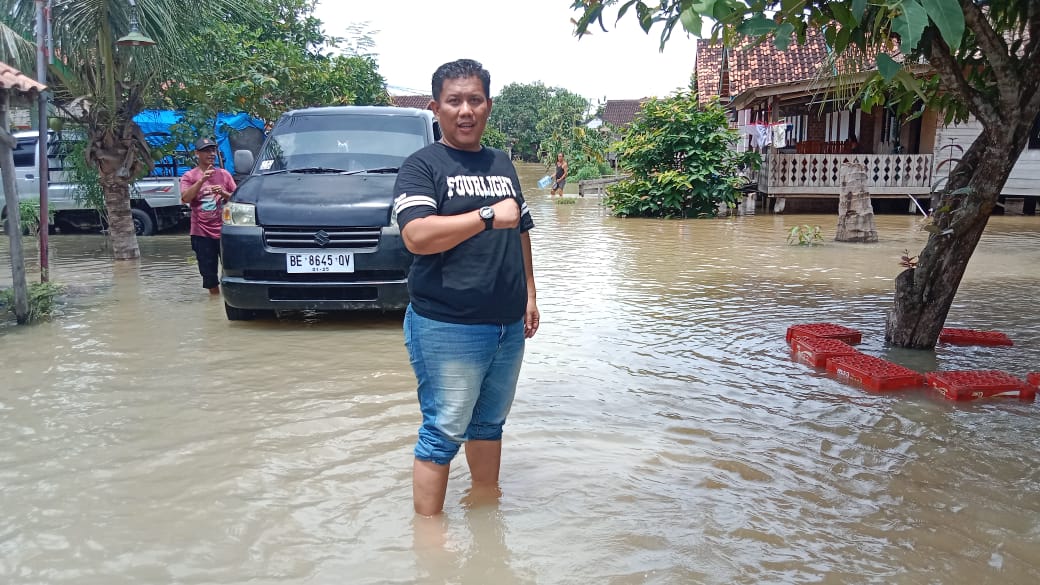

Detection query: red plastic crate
(826, 354), (925, 392)
(1027, 372), (1039, 389)
(938, 328), (1013, 346)
(790, 336), (860, 368)
(927, 370), (1036, 401)
(786, 323), (862, 345)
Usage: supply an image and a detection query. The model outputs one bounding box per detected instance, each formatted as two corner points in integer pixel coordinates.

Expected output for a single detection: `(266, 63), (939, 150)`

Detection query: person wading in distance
(550, 152), (568, 197)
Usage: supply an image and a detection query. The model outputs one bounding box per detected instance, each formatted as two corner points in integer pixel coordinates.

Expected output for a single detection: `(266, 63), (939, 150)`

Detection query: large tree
(4, 0), (259, 260)
(574, 0), (1040, 349)
(163, 0), (389, 122)
(490, 82), (593, 161)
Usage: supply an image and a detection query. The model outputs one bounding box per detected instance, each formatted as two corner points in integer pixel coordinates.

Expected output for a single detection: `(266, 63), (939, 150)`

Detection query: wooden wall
(933, 118), (1040, 197)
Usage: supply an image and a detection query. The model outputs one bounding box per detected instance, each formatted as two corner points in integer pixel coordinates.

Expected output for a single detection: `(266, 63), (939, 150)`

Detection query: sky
(313, 0), (700, 104)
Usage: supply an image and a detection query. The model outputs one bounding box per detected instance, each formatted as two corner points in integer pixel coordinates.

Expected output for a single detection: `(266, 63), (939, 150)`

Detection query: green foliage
(787, 225), (824, 246)
(59, 135), (106, 218)
(604, 91), (759, 218)
(490, 82), (593, 162)
(17, 201), (41, 235)
(489, 82), (608, 177)
(0, 281), (66, 322)
(162, 0), (389, 121)
(13, 200), (55, 235)
(490, 82), (552, 161)
(481, 125), (509, 150)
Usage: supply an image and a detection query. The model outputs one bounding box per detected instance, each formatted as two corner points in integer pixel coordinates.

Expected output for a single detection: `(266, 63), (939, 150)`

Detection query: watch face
(479, 207), (494, 219)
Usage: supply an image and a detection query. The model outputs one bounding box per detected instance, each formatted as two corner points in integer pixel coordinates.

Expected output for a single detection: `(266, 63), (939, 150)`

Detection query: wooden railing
(577, 174), (626, 197)
(763, 153), (934, 196)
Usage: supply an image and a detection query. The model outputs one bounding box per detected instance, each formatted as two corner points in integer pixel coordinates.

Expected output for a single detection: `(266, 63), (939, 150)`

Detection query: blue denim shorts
(403, 305), (526, 465)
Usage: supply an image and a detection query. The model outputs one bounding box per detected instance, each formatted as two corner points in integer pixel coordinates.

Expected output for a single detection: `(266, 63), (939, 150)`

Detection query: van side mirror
(234, 150), (255, 174)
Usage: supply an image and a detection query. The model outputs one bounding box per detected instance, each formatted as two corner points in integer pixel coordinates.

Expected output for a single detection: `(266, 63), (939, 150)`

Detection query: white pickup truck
(5, 130), (188, 236)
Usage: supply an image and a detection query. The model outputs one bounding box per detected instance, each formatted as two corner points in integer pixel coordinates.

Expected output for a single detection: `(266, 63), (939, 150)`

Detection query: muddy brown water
(2, 163), (1039, 584)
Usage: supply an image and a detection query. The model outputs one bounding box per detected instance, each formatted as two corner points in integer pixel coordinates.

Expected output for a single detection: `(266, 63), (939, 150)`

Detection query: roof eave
(729, 64), (934, 111)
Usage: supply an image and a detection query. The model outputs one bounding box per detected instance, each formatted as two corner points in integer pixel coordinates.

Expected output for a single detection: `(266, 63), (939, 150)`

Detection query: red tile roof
(695, 31), (828, 104)
(0, 61), (46, 94)
(391, 95), (432, 109)
(601, 99), (648, 128)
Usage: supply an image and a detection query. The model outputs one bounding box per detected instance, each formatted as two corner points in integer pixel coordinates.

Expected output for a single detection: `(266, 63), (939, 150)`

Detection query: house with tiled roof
(584, 99), (651, 169)
(696, 32), (1039, 214)
(600, 99), (648, 129)
(390, 95), (432, 109)
(694, 32), (829, 109)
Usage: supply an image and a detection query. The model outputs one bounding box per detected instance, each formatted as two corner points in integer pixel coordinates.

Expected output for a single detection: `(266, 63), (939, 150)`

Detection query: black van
(220, 106), (439, 320)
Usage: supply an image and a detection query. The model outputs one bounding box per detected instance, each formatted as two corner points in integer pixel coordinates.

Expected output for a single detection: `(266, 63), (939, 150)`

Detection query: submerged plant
(900, 249), (919, 269)
(0, 282), (66, 322)
(17, 201), (42, 235)
(787, 225), (824, 246)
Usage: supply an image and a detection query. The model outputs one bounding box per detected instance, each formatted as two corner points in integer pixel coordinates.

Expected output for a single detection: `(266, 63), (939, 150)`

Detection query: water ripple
(1, 165), (1039, 584)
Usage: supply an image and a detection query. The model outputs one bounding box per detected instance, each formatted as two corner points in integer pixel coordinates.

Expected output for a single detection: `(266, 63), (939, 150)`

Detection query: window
(13, 137), (37, 167)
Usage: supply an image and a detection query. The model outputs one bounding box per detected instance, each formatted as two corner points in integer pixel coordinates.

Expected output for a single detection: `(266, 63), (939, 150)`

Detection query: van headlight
(223, 202), (256, 226)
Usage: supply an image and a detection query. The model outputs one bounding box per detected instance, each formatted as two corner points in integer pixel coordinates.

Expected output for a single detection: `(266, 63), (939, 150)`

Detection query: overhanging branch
(962, 0), (1017, 112)
(928, 37), (998, 126)
(1025, 1), (1040, 71)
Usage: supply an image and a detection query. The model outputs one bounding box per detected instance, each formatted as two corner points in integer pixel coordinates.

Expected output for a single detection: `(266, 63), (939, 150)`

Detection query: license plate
(286, 252), (354, 273)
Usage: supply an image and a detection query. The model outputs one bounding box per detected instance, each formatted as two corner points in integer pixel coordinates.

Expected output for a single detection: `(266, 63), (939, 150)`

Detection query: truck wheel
(132, 208), (155, 236)
(225, 303), (256, 321)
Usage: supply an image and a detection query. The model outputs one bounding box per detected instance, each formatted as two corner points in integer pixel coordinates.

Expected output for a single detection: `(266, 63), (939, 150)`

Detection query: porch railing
(762, 153), (934, 196)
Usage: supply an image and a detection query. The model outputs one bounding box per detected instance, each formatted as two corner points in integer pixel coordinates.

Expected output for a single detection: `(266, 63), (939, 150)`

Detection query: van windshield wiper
(344, 167), (399, 175)
(286, 166), (350, 174)
(259, 166), (399, 176)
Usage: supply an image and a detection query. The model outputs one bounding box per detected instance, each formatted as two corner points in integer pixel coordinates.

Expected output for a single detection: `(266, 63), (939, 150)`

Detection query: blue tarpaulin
(133, 110), (266, 175)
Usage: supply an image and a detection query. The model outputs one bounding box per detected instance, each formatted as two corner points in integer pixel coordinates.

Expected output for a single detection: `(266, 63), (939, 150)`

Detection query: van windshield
(255, 114), (427, 174)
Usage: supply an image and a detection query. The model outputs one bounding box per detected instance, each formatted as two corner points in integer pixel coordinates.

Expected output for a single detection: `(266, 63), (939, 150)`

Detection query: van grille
(262, 226), (381, 250)
(242, 270), (407, 283)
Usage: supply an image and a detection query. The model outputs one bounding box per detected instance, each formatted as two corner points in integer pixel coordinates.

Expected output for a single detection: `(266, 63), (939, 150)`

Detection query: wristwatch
(478, 206), (495, 231)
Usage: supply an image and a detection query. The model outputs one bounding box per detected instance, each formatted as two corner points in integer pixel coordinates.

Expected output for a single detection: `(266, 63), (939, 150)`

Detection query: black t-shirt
(393, 142), (535, 324)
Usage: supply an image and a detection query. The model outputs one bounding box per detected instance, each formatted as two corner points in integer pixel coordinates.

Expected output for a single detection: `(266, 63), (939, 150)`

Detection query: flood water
(2, 162), (1039, 584)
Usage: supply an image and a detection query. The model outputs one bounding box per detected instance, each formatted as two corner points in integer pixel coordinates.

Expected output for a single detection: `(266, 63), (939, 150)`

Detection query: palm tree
(4, 0), (255, 259)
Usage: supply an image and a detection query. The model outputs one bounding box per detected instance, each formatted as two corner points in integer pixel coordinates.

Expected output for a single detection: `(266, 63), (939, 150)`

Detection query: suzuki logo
(314, 230), (331, 247)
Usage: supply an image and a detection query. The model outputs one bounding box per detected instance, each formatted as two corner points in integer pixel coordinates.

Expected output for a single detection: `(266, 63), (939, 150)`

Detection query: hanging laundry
(754, 124), (772, 148)
(771, 124), (787, 148)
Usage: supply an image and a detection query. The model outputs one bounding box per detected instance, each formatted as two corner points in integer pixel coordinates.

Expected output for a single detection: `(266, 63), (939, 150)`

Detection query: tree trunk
(835, 162), (878, 243)
(885, 132), (1021, 348)
(90, 127), (144, 261)
(99, 172), (139, 260)
(0, 92), (30, 324)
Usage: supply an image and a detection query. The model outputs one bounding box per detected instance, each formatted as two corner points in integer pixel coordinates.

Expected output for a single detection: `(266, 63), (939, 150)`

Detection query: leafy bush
(605, 92), (759, 218)
(482, 125), (509, 150)
(571, 163), (609, 182)
(17, 201), (41, 235)
(60, 135), (106, 217)
(0, 281), (66, 322)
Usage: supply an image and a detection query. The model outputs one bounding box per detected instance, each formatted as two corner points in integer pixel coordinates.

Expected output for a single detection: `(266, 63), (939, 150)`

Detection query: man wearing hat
(181, 137), (237, 294)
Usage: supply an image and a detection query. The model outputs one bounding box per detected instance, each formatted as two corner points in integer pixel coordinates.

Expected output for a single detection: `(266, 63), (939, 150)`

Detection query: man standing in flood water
(181, 138), (235, 294)
(393, 59), (539, 516)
